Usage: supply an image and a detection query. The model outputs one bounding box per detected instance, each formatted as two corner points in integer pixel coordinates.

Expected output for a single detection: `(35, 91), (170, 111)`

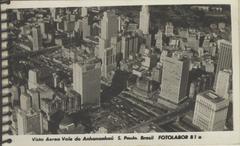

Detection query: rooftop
(60, 115), (73, 126)
(199, 90), (225, 103)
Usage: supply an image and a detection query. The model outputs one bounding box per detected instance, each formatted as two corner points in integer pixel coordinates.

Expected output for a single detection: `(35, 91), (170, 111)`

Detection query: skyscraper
(214, 39), (232, 88)
(17, 88), (43, 134)
(159, 55), (190, 105)
(76, 7), (90, 39)
(27, 89), (40, 111)
(50, 8), (56, 20)
(39, 22), (47, 39)
(20, 92), (32, 111)
(100, 46), (117, 79)
(32, 26), (43, 51)
(215, 70), (231, 99)
(139, 5), (150, 34)
(63, 20), (75, 32)
(81, 7), (88, 17)
(15, 10), (23, 21)
(121, 36), (129, 59)
(100, 11), (118, 41)
(120, 34), (139, 60)
(28, 69), (38, 90)
(155, 29), (163, 51)
(73, 58), (101, 107)
(192, 90), (229, 131)
(151, 63), (162, 83)
(17, 109), (43, 134)
(165, 22), (174, 36)
(99, 11), (119, 78)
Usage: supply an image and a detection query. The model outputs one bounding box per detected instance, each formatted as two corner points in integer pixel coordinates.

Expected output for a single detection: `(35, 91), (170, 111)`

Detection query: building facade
(139, 6), (150, 34)
(73, 58), (101, 107)
(192, 90), (229, 131)
(214, 39), (232, 88)
(215, 70), (232, 99)
(159, 56), (190, 104)
(32, 25), (43, 51)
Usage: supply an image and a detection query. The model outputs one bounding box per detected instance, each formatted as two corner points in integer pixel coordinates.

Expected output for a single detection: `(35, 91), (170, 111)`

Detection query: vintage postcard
(1, 0), (239, 145)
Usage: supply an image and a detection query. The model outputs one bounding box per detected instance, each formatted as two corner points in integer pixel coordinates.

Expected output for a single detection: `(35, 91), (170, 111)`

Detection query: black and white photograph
(6, 4), (234, 136)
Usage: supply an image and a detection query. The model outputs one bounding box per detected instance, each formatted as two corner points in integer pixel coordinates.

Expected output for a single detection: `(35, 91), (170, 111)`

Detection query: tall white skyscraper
(155, 29), (163, 51)
(215, 70), (231, 99)
(214, 39), (232, 89)
(73, 58), (101, 107)
(99, 11), (118, 78)
(100, 11), (118, 41)
(102, 47), (117, 78)
(165, 22), (174, 36)
(28, 69), (38, 89)
(17, 109), (43, 134)
(159, 56), (190, 105)
(139, 5), (150, 34)
(15, 10), (23, 21)
(81, 7), (88, 17)
(20, 92), (32, 111)
(32, 26), (43, 51)
(193, 90), (229, 131)
(39, 22), (47, 39)
(78, 8), (91, 39)
(50, 8), (56, 19)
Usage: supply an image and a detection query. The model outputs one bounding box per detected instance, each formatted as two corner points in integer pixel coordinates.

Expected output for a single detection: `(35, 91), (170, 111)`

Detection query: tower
(100, 47), (117, 79)
(80, 7), (90, 39)
(165, 22), (174, 36)
(159, 56), (190, 105)
(214, 39), (232, 88)
(50, 8), (56, 19)
(139, 5), (150, 34)
(28, 69), (38, 90)
(17, 109), (43, 134)
(192, 90), (229, 131)
(32, 26), (43, 51)
(100, 11), (118, 41)
(215, 70), (231, 99)
(155, 29), (163, 51)
(99, 11), (118, 78)
(20, 92), (32, 111)
(81, 7), (88, 17)
(73, 58), (101, 107)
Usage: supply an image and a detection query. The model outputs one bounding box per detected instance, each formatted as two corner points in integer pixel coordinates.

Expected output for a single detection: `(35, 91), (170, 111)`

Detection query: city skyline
(8, 4), (233, 135)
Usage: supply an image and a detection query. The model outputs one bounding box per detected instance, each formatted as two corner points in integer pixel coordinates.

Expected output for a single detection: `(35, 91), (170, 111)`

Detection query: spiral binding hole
(2, 111), (12, 117)
(1, 28), (10, 33)
(2, 102), (12, 108)
(2, 129), (12, 135)
(2, 83), (12, 89)
(1, 10), (7, 14)
(2, 121), (12, 126)
(1, 35), (16, 42)
(2, 65), (9, 70)
(2, 43), (13, 51)
(2, 93), (12, 99)
(2, 74), (10, 80)
(0, 0), (10, 4)
(1, 37), (9, 42)
(1, 55), (9, 61)
(1, 139), (12, 144)
(1, 48), (8, 53)
(1, 19), (9, 24)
